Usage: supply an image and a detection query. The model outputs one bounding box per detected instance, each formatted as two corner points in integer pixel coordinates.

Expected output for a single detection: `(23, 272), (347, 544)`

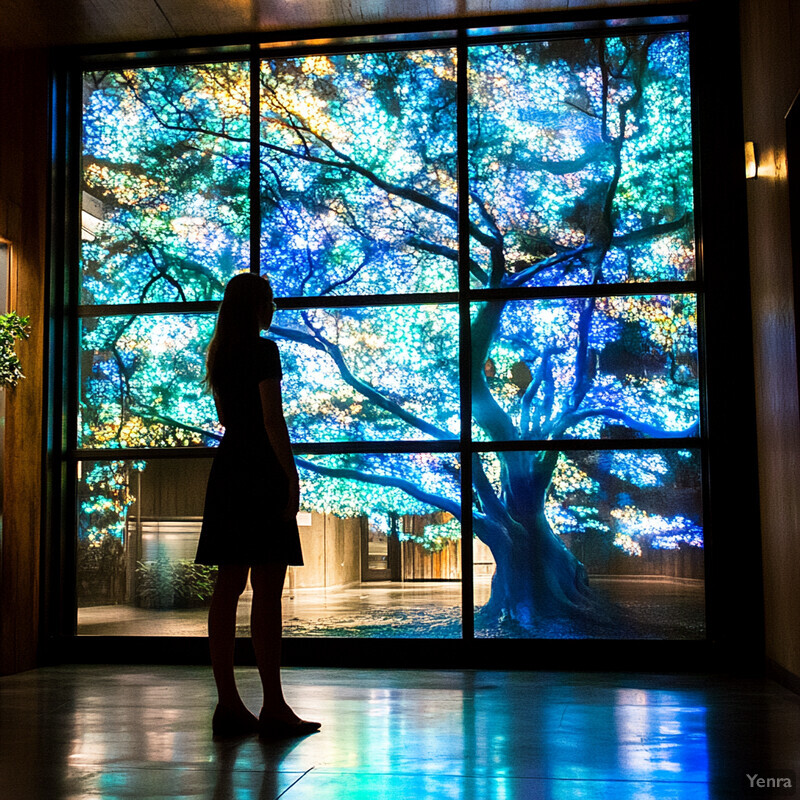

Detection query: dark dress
(195, 337), (303, 566)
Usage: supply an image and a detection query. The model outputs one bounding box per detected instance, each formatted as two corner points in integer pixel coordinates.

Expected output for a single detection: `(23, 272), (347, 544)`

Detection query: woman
(195, 272), (319, 738)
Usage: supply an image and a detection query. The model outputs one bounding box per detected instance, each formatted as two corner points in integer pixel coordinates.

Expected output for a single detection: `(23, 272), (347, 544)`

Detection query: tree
(79, 32), (703, 634)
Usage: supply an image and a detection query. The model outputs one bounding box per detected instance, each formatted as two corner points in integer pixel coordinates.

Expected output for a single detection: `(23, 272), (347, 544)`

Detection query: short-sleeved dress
(195, 337), (304, 566)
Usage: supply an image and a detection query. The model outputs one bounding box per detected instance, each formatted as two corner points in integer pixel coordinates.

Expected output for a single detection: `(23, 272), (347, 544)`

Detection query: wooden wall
(739, 0), (800, 687)
(402, 540), (461, 581)
(0, 47), (49, 674)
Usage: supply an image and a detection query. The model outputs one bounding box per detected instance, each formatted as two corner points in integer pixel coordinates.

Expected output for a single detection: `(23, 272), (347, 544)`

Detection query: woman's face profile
(258, 293), (275, 331)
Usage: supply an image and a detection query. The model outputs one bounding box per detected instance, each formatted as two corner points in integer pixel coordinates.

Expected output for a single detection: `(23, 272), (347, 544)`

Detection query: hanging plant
(0, 312), (30, 388)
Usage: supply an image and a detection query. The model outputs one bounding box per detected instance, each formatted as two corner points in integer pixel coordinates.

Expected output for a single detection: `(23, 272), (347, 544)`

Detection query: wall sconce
(745, 141), (758, 179)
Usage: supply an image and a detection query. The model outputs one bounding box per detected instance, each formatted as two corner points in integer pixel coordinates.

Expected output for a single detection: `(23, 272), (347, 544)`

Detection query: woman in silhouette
(196, 272), (319, 738)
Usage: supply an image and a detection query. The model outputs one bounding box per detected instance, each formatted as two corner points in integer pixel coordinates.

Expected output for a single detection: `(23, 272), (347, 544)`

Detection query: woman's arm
(259, 378), (300, 522)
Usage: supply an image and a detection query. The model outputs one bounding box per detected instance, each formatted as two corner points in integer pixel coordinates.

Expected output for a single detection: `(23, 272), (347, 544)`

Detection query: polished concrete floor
(1, 666), (798, 799)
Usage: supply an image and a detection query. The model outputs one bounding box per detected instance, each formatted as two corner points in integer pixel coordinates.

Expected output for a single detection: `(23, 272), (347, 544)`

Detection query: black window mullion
(250, 43), (261, 275)
(64, 63), (86, 639)
(72, 434), (705, 463)
(471, 280), (701, 303)
(74, 283), (701, 319)
(457, 30), (475, 643)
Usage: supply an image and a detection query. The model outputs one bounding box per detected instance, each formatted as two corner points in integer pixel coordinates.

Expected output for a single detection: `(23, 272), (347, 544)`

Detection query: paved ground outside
(78, 575), (705, 639)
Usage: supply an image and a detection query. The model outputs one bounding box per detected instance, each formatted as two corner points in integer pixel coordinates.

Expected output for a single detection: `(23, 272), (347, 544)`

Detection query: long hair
(206, 273), (274, 393)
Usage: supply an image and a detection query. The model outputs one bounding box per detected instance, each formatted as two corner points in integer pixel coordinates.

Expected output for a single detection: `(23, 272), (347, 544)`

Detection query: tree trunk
(479, 451), (594, 626)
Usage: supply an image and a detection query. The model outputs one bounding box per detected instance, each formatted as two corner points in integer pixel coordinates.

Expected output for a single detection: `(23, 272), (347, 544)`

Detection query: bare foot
(259, 703), (320, 730)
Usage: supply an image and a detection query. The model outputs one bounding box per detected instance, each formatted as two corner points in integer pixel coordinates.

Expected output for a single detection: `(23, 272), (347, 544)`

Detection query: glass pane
(473, 448), (704, 639)
(260, 49), (458, 298)
(78, 314), (220, 448)
(77, 458), (214, 635)
(76, 454), (462, 638)
(81, 62), (250, 305)
(473, 295), (699, 441)
(293, 451), (462, 638)
(273, 305), (460, 443)
(468, 32), (694, 288)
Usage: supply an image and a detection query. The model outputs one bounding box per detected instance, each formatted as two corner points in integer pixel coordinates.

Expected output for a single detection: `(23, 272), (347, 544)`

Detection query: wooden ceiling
(4, 0), (688, 49)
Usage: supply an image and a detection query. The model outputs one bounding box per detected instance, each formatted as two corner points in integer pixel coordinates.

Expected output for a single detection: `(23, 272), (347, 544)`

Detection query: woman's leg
(250, 563), (321, 732)
(249, 563), (291, 717)
(208, 564), (251, 712)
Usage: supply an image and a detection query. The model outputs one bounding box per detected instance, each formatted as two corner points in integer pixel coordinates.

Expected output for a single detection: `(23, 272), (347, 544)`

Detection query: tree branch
(612, 212), (693, 248)
(270, 326), (457, 441)
(121, 72), (505, 280)
(503, 243), (592, 288)
(552, 407), (700, 439)
(128, 228), (189, 302)
(520, 348), (562, 438)
(565, 298), (597, 416)
(471, 453), (528, 554)
(127, 404), (222, 442)
(471, 453), (508, 522)
(509, 141), (611, 175)
(260, 121), (501, 253)
(502, 212), (693, 289)
(295, 456), (461, 519)
(121, 73), (250, 146)
(406, 236), (489, 285)
(471, 301), (519, 443)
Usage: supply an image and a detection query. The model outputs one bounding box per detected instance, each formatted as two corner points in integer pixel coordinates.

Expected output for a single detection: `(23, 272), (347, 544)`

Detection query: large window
(73, 17), (704, 641)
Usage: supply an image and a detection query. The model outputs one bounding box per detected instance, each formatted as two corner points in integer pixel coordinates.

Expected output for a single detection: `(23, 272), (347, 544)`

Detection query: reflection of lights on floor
(9, 663), (793, 800)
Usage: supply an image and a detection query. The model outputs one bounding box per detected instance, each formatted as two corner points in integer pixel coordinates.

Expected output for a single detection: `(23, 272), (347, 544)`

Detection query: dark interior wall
(739, 0), (800, 685)
(0, 47), (49, 674)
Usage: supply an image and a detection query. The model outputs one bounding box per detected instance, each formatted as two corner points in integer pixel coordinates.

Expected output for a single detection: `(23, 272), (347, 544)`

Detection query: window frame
(43, 6), (763, 669)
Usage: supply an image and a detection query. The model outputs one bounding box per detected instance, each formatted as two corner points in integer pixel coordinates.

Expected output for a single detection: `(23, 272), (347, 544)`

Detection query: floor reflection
(0, 666), (796, 799)
(211, 737), (309, 800)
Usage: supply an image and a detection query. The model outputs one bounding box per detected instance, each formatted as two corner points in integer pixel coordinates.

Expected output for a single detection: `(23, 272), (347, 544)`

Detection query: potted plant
(0, 312), (30, 388)
(135, 558), (218, 609)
